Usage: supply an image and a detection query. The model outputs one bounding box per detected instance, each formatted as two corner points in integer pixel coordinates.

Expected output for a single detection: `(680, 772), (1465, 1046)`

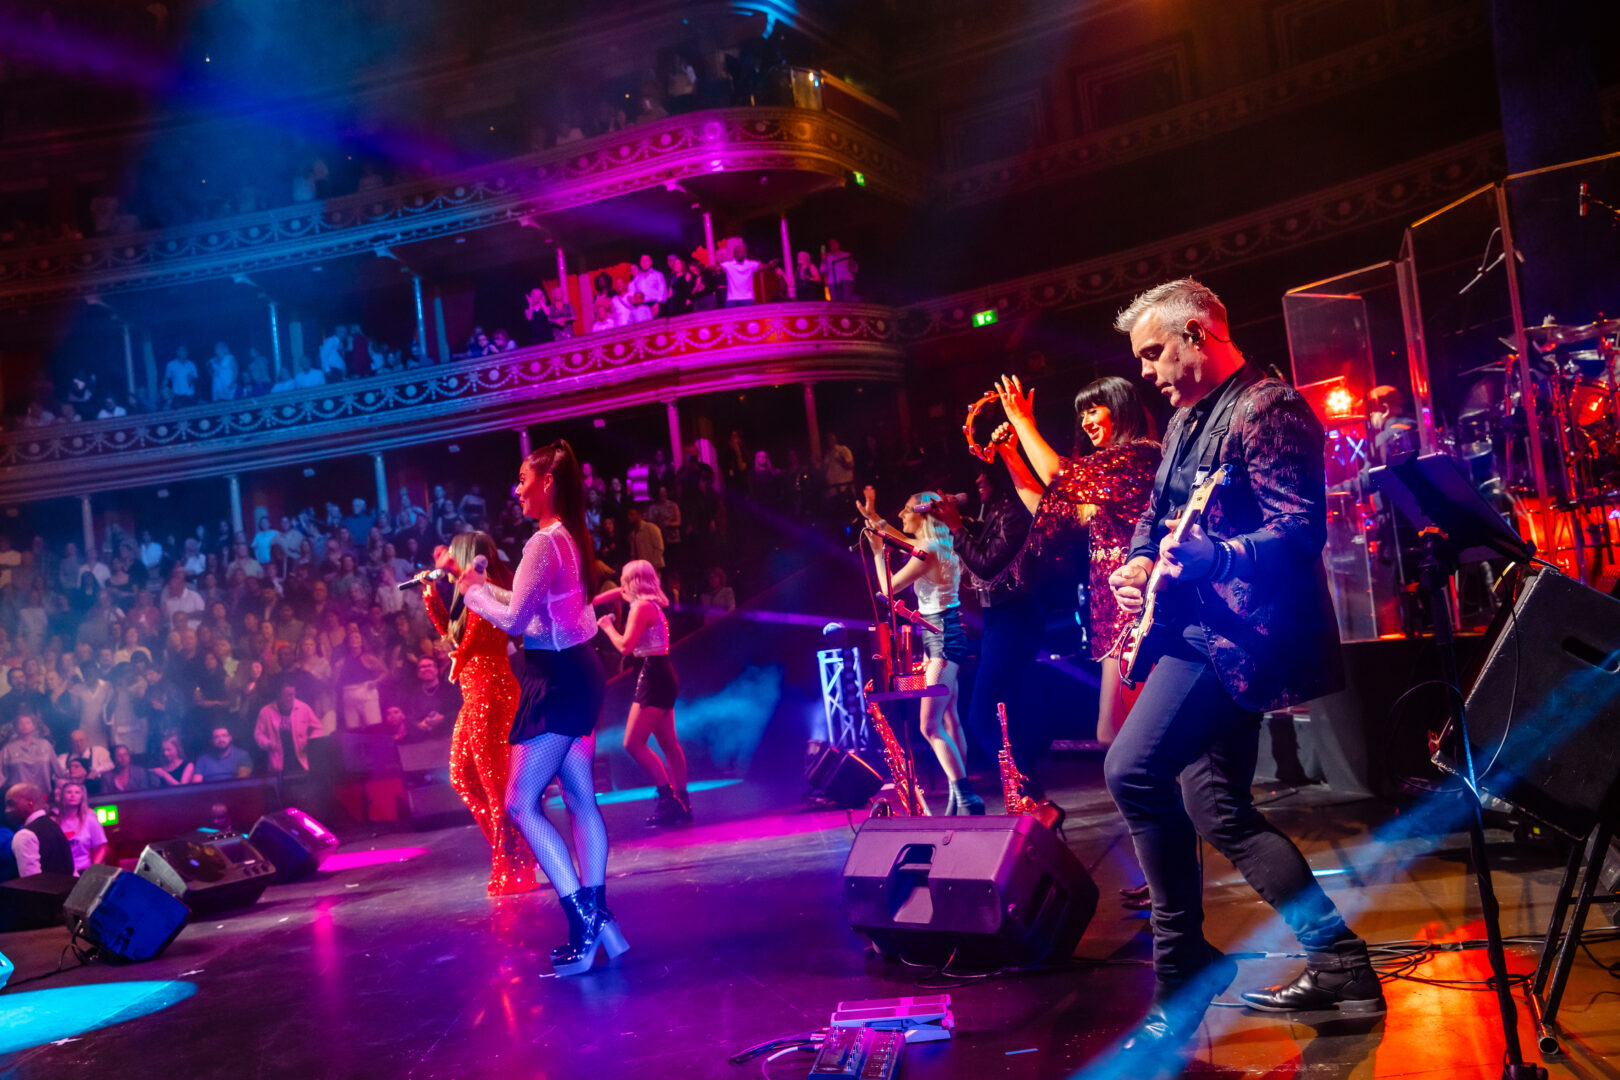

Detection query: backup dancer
(595, 559), (690, 826)
(460, 440), (626, 976)
(423, 531), (536, 896)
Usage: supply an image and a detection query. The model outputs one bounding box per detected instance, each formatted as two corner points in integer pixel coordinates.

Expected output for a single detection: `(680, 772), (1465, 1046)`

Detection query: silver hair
(1112, 278), (1229, 336)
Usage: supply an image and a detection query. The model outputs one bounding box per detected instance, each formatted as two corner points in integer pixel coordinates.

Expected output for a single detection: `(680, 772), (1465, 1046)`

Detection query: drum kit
(1457, 316), (1620, 511)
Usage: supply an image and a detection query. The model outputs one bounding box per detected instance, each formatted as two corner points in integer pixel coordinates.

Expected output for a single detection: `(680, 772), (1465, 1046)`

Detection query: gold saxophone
(865, 695), (928, 815)
(998, 702), (1041, 816)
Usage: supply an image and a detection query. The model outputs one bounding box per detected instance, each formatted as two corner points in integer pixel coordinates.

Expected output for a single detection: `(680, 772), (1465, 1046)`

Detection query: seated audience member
(255, 682), (323, 775)
(105, 744), (155, 792)
(3, 710), (66, 796)
(151, 734), (196, 786)
(195, 726), (255, 782)
(390, 655), (461, 742)
(700, 567), (737, 623)
(5, 782), (73, 876)
(53, 780), (107, 874)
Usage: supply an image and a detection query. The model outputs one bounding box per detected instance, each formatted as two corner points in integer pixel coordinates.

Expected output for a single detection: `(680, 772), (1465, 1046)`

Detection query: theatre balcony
(0, 302), (903, 504)
(0, 93), (917, 311)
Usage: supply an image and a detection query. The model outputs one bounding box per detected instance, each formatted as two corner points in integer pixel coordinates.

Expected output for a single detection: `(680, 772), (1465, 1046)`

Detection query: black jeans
(964, 595), (1045, 784)
(1103, 625), (1364, 981)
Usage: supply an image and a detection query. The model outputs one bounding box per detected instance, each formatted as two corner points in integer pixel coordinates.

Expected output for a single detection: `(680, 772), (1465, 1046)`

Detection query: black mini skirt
(630, 654), (679, 710)
(511, 641), (607, 743)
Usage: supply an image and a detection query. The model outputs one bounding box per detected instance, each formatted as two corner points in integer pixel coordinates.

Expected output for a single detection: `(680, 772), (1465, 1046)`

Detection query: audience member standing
(631, 255), (668, 315)
(720, 241), (761, 307)
(821, 239), (859, 301)
(2, 711), (64, 796)
(255, 682), (323, 774)
(5, 783), (73, 877)
(319, 326), (348, 382)
(165, 346), (199, 408)
(209, 341), (238, 402)
(821, 431), (856, 510)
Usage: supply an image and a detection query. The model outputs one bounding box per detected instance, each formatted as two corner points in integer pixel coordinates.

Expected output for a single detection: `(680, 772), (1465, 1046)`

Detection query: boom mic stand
(1372, 454), (1547, 1080)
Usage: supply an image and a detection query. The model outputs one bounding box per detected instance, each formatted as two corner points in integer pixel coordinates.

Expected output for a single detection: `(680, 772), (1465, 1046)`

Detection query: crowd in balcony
(0, 26), (811, 251)
(0, 415), (905, 871)
(6, 236), (859, 430)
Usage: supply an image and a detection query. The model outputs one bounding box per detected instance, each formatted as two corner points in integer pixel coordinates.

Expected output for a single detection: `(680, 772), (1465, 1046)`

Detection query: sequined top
(1032, 440), (1161, 659)
(630, 600), (670, 657)
(464, 521), (597, 651)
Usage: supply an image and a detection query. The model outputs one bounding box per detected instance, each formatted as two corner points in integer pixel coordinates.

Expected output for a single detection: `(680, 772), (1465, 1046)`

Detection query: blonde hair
(54, 780), (92, 831)
(906, 492), (954, 554)
(620, 560), (669, 607)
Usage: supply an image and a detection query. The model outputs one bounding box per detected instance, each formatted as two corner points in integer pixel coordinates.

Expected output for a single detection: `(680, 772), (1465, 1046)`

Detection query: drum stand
(1527, 819), (1619, 1057)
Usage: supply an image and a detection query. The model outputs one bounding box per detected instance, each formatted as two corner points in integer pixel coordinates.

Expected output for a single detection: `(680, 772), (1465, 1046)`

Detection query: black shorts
(631, 654), (679, 710)
(916, 607), (968, 664)
(511, 641), (607, 743)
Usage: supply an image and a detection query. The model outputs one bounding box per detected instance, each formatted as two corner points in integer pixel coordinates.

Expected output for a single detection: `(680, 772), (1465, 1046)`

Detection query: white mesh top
(464, 521), (598, 651)
(631, 601), (670, 657)
(910, 542), (961, 615)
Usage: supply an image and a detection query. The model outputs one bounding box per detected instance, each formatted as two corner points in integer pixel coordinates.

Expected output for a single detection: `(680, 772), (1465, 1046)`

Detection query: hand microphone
(1580, 181), (1589, 217)
(865, 527), (927, 560)
(397, 568), (446, 591)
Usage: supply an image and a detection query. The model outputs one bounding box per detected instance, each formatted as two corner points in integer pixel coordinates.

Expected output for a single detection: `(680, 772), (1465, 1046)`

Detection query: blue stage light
(0, 982), (198, 1055)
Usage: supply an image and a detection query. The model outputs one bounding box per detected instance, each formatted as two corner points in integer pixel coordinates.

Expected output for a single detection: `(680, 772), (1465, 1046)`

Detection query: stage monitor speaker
(0, 873), (78, 931)
(64, 866), (188, 963)
(843, 815), (1097, 967)
(135, 833), (276, 913)
(249, 808), (338, 882)
(808, 744), (884, 809)
(1460, 569), (1620, 840)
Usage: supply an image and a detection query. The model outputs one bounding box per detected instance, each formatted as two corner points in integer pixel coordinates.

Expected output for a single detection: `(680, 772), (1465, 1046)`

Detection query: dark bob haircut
(1073, 375), (1156, 454)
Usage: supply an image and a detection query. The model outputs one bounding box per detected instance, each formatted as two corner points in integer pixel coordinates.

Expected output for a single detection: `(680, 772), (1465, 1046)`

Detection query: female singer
(997, 373), (1159, 746)
(459, 441), (626, 976)
(858, 489), (984, 815)
(422, 532), (537, 896)
(594, 559), (690, 826)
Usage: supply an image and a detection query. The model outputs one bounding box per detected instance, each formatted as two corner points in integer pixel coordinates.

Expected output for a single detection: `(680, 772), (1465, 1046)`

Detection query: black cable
(5, 937), (91, 990)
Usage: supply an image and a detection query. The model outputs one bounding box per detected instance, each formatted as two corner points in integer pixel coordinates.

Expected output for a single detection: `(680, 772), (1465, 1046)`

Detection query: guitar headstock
(1184, 463), (1232, 517)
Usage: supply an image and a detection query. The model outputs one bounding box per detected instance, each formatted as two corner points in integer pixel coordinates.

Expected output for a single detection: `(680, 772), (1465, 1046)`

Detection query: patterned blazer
(1129, 376), (1345, 712)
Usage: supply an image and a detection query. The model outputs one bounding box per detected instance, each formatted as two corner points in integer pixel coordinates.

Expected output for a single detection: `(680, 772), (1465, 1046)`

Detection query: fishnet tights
(505, 732), (607, 897)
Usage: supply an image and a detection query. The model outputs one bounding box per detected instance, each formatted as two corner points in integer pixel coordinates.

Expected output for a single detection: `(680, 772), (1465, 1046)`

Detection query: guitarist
(1103, 279), (1383, 1055)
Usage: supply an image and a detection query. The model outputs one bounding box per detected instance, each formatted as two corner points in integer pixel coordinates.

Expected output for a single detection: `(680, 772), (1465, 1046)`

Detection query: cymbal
(1461, 358), (1516, 376)
(1525, 317), (1620, 344)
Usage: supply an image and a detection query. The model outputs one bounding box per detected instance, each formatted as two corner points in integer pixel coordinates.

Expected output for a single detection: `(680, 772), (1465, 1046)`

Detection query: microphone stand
(856, 527), (927, 815)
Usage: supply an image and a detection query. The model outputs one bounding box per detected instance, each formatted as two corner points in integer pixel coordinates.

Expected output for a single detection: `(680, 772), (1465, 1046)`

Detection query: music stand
(1369, 453), (1545, 1080)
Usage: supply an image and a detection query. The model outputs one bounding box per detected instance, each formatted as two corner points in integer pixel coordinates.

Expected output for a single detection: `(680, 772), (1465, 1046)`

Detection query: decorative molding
(0, 303), (902, 502)
(939, 5), (1488, 206)
(940, 89), (1048, 171)
(1071, 38), (1194, 133)
(1269, 0), (1390, 68)
(0, 108), (923, 309)
(904, 133), (1506, 341)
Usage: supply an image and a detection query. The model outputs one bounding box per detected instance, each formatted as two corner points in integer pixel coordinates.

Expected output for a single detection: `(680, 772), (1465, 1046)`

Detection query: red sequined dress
(425, 588), (537, 896)
(1032, 440), (1161, 659)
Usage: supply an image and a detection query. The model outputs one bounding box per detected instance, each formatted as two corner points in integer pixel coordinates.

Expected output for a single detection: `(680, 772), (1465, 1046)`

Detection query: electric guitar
(1115, 464), (1231, 687)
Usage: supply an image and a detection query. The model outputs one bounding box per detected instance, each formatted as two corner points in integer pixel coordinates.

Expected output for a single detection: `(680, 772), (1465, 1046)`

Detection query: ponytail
(525, 439), (599, 596)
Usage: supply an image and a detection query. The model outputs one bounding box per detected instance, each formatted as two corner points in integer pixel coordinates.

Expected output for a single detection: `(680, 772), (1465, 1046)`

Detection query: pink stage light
(320, 847), (430, 872)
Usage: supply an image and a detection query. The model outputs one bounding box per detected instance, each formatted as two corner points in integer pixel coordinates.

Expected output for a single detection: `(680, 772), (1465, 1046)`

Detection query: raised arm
(463, 531), (553, 635)
(992, 423), (1046, 514)
(422, 583), (451, 637)
(997, 375), (1064, 485)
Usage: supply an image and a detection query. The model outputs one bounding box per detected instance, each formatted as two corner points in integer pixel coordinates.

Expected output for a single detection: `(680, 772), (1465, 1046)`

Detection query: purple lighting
(321, 847), (431, 872)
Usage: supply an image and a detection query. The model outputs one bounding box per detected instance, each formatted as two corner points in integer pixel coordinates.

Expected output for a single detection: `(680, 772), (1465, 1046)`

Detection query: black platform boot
(550, 885), (622, 964)
(646, 784), (681, 826)
(551, 889), (630, 977)
(671, 787), (694, 824)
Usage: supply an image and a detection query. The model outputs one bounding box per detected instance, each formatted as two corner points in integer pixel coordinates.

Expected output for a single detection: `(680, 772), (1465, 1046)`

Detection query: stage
(2, 762), (1618, 1080)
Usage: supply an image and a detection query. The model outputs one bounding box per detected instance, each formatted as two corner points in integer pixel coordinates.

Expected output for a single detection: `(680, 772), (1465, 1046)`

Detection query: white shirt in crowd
(139, 541), (164, 568)
(210, 352), (238, 401)
(610, 294), (636, 327)
(632, 268), (668, 305)
(98, 403), (127, 419)
(161, 585), (206, 625)
(319, 334), (346, 377)
(721, 257), (761, 302)
(164, 356), (198, 397)
(11, 809), (48, 876)
(629, 303), (654, 324)
(295, 367), (327, 389)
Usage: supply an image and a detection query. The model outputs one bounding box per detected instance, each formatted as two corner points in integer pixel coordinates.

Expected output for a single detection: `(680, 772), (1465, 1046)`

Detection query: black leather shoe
(1240, 963), (1386, 1014)
(1121, 950), (1237, 1053)
(1119, 882), (1151, 901)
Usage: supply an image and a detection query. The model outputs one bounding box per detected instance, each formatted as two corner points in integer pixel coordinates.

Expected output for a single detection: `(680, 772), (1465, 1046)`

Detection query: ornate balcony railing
(0, 303), (903, 502)
(0, 107), (922, 309)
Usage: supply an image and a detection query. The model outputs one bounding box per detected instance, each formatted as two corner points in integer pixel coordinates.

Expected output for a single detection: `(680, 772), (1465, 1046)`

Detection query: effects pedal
(808, 1025), (904, 1079)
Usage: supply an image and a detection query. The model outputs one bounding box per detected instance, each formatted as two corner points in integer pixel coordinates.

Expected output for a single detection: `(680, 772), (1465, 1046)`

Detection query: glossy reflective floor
(1, 764), (1617, 1079)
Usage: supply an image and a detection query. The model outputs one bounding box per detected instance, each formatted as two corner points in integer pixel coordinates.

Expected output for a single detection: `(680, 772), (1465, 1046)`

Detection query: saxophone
(865, 695), (928, 815)
(998, 703), (1040, 816)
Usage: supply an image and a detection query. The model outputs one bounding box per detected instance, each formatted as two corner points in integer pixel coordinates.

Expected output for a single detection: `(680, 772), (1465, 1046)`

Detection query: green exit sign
(96, 805), (119, 826)
(851, 171), (866, 187)
(972, 309), (999, 328)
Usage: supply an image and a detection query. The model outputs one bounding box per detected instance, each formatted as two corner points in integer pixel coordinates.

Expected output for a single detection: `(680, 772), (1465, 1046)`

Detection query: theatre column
(702, 211), (716, 261)
(372, 453), (390, 518)
(803, 383), (822, 463)
(121, 322), (137, 399)
(226, 475), (244, 538)
(517, 427), (532, 459)
(268, 301), (284, 378)
(411, 277), (428, 363)
(80, 495), (96, 560)
(665, 398), (683, 465)
(779, 216), (795, 299)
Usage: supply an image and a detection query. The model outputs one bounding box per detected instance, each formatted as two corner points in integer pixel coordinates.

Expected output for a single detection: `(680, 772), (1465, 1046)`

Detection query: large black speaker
(1460, 570), (1620, 839)
(64, 866), (188, 963)
(249, 809), (338, 882)
(135, 833), (277, 914)
(0, 873), (78, 931)
(843, 815), (1097, 966)
(808, 744), (884, 809)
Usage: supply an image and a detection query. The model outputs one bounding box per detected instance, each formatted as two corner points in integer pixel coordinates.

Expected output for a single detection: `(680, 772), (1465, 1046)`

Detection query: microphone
(1580, 181), (1589, 217)
(397, 568), (446, 591)
(865, 527), (927, 560)
(880, 596), (942, 634)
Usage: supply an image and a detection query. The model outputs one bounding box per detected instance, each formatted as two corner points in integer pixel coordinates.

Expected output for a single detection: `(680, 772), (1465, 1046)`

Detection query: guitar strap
(1192, 372), (1247, 488)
